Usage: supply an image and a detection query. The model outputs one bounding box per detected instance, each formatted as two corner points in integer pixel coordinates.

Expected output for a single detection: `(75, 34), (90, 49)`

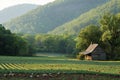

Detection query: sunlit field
(0, 56), (120, 80)
(0, 56), (120, 74)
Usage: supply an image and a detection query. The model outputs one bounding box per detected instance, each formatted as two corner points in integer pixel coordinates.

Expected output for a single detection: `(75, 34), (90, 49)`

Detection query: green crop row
(0, 56), (120, 75)
(0, 63), (120, 75)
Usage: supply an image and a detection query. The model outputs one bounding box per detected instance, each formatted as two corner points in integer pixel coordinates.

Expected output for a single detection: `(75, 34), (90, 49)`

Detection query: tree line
(21, 34), (76, 55)
(0, 25), (76, 56)
(76, 13), (120, 60)
(0, 13), (120, 60)
(0, 24), (29, 56)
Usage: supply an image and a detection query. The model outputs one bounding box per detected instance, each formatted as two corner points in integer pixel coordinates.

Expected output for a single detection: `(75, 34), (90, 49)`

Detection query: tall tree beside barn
(76, 25), (102, 52)
(76, 13), (120, 60)
(100, 13), (120, 59)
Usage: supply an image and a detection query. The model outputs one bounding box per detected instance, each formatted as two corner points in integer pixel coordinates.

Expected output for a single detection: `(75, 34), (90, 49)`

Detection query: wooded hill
(4, 0), (108, 34)
(0, 4), (37, 23)
(50, 0), (120, 35)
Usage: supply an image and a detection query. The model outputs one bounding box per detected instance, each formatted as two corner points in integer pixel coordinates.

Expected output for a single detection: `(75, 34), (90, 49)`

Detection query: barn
(81, 43), (106, 60)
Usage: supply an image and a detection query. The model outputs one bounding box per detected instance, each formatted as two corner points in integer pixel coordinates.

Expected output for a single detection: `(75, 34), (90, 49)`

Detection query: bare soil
(0, 73), (120, 80)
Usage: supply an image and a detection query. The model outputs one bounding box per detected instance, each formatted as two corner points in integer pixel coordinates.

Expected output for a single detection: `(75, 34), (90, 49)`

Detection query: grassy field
(0, 56), (120, 80)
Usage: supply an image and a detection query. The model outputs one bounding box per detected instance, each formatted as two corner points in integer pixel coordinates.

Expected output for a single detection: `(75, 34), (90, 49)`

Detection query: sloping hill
(0, 4), (37, 23)
(49, 0), (120, 35)
(4, 0), (108, 34)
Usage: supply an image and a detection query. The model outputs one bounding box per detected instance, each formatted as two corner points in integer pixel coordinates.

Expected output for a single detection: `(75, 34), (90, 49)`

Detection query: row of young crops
(0, 56), (120, 74)
(0, 56), (119, 80)
(0, 63), (120, 75)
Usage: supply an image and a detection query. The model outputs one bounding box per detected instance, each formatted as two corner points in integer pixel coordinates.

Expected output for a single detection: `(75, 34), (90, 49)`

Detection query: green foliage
(76, 53), (84, 60)
(22, 34), (35, 54)
(100, 13), (120, 59)
(0, 24), (29, 56)
(76, 25), (102, 51)
(4, 0), (107, 34)
(14, 36), (29, 56)
(22, 34), (76, 54)
(0, 56), (120, 76)
(76, 13), (120, 60)
(50, 0), (120, 35)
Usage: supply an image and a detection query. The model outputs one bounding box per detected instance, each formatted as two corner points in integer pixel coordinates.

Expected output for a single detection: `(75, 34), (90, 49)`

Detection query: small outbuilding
(80, 43), (106, 60)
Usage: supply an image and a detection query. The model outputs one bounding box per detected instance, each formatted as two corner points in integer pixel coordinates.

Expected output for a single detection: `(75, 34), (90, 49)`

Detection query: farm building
(80, 43), (106, 60)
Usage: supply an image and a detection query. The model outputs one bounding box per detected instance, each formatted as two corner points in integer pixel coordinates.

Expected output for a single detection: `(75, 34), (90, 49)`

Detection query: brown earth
(0, 73), (120, 80)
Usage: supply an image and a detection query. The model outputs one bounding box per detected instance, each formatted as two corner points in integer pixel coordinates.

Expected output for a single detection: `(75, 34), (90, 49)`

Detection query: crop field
(0, 56), (120, 80)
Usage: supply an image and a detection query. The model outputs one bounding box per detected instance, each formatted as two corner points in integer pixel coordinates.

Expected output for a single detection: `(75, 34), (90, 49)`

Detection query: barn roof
(81, 44), (98, 55)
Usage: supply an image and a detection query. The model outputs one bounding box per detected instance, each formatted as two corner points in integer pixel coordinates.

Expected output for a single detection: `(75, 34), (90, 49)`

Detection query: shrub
(76, 53), (85, 60)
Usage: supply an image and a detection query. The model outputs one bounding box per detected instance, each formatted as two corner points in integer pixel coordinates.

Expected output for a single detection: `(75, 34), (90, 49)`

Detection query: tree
(22, 34), (35, 54)
(25, 34), (76, 54)
(13, 35), (29, 56)
(76, 25), (102, 51)
(0, 24), (29, 56)
(0, 24), (15, 55)
(100, 13), (120, 59)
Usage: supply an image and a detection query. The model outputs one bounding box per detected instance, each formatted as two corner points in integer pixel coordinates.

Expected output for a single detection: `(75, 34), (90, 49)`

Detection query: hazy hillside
(0, 4), (37, 23)
(49, 0), (120, 35)
(4, 0), (108, 34)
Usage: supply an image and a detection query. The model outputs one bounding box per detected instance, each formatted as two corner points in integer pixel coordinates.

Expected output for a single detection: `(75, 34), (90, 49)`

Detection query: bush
(76, 53), (85, 60)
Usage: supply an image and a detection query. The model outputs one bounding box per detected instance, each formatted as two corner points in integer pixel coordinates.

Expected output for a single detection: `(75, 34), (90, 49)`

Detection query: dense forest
(21, 34), (76, 55)
(0, 24), (29, 56)
(0, 1), (120, 80)
(50, 0), (120, 35)
(76, 13), (120, 60)
(3, 0), (107, 34)
(3, 0), (120, 36)
(0, 24), (76, 56)
(0, 13), (120, 60)
(0, 0), (120, 60)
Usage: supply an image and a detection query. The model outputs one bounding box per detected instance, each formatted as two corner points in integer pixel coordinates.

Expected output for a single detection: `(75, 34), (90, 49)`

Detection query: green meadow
(0, 56), (120, 74)
(0, 56), (119, 80)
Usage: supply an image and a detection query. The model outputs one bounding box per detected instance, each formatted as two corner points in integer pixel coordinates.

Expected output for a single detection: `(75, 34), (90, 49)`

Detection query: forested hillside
(4, 0), (108, 34)
(0, 4), (37, 23)
(50, 0), (120, 35)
